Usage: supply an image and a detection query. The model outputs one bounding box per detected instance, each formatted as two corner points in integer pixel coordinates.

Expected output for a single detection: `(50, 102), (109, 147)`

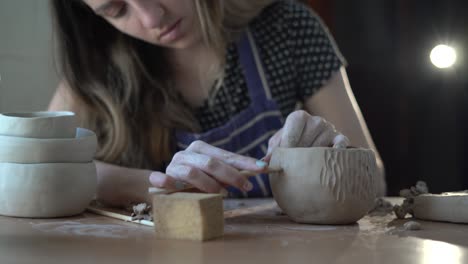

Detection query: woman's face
(83, 0), (202, 49)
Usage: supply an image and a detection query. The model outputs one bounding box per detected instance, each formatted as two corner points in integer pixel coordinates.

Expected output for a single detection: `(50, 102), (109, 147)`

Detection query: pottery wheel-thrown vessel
(269, 147), (379, 224)
(0, 111), (76, 139)
(0, 162), (97, 218)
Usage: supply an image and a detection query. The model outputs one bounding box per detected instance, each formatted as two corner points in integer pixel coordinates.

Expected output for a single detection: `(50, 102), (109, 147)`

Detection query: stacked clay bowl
(0, 111), (97, 218)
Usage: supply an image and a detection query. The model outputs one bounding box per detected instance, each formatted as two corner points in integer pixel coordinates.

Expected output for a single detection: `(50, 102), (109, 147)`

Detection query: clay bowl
(0, 162), (97, 218)
(269, 147), (379, 224)
(413, 192), (468, 224)
(0, 111), (77, 139)
(0, 128), (97, 163)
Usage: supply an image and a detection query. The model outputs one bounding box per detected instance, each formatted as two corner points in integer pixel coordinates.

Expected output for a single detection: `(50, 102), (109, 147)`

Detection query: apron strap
(238, 29), (273, 100)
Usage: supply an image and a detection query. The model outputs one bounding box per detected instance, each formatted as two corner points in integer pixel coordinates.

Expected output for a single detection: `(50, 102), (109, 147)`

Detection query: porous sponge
(152, 193), (224, 241)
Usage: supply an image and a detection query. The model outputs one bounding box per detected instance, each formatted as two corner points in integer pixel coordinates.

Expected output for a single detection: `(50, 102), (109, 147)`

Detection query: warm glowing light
(430, 44), (457, 68)
(422, 240), (462, 264)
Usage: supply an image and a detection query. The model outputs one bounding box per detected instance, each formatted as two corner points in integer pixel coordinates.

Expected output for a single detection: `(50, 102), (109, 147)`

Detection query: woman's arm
(94, 161), (154, 207)
(304, 66), (386, 195)
(48, 82), (263, 206)
(48, 81), (77, 112)
(48, 82), (155, 207)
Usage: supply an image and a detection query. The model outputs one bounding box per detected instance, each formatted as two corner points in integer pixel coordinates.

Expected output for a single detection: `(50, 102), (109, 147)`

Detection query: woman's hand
(149, 141), (268, 193)
(265, 110), (349, 161)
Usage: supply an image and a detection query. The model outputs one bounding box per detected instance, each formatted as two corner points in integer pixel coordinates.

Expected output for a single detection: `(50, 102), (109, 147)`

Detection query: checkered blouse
(194, 0), (345, 132)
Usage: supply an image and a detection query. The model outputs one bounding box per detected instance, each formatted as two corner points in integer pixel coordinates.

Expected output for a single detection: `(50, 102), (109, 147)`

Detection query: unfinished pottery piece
(0, 128), (97, 163)
(0, 162), (97, 218)
(413, 192), (468, 224)
(269, 147), (379, 224)
(0, 111), (76, 139)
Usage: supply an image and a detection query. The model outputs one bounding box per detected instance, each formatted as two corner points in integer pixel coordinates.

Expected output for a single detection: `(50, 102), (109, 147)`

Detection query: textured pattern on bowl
(269, 147), (379, 224)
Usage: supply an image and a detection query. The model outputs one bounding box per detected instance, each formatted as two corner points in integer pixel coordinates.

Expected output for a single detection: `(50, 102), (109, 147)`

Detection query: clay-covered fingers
(280, 110), (308, 148)
(278, 110), (350, 148)
(168, 150), (255, 192)
(264, 128), (283, 162)
(165, 164), (223, 193)
(162, 141), (267, 193)
(304, 118), (349, 148)
(294, 115), (329, 147)
(332, 134), (350, 149)
(149, 171), (178, 189)
(186, 140), (267, 172)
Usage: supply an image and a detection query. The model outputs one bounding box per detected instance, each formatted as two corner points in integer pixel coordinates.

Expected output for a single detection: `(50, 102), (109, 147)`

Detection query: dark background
(303, 0), (468, 195)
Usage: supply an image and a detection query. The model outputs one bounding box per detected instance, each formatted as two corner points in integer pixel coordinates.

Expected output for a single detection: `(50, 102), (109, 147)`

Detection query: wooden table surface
(1, 198), (468, 264)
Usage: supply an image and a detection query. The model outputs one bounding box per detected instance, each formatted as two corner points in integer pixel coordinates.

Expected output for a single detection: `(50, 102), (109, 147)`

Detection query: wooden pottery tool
(88, 168), (282, 227)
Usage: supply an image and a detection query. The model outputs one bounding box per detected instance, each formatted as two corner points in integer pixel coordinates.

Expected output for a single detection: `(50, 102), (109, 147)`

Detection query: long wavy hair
(51, 0), (275, 169)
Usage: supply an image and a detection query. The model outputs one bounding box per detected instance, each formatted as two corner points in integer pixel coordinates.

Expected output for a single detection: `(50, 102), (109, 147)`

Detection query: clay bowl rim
(0, 161), (97, 173)
(0, 111), (75, 119)
(0, 127), (95, 143)
(269, 147), (374, 170)
(272, 146), (371, 152)
(0, 111), (77, 139)
(0, 128), (97, 163)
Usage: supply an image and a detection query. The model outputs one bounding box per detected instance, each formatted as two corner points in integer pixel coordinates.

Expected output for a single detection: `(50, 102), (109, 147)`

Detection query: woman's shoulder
(251, 0), (326, 36)
(261, 0), (319, 19)
(248, 0), (345, 67)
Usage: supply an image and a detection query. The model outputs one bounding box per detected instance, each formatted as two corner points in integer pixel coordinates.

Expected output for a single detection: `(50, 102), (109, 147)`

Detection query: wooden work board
(1, 198), (468, 264)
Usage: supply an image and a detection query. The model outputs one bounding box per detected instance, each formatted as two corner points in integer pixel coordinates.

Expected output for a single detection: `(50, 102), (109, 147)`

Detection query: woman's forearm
(48, 85), (155, 206)
(305, 67), (387, 196)
(94, 160), (154, 208)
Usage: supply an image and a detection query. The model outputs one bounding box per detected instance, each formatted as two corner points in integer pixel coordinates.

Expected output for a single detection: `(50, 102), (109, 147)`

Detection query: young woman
(48, 0), (385, 207)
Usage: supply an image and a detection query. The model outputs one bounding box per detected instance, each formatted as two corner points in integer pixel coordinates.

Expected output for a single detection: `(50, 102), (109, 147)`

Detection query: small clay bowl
(269, 147), (379, 224)
(0, 128), (97, 163)
(0, 111), (77, 139)
(0, 162), (97, 218)
(413, 192), (468, 224)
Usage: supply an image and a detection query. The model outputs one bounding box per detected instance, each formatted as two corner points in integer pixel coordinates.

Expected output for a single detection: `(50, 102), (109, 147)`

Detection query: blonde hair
(51, 0), (276, 169)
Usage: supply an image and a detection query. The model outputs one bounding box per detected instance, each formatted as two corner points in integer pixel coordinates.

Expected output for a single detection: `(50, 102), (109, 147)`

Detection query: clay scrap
(368, 197), (394, 216)
(393, 181), (429, 219)
(87, 201), (154, 227)
(130, 203), (153, 221)
(403, 221), (422, 231)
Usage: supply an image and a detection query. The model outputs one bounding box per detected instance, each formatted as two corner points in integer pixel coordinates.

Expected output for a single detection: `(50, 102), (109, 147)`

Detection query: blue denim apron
(175, 30), (284, 197)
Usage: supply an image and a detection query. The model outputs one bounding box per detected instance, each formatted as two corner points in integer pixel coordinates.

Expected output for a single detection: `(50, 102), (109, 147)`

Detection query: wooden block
(152, 193), (224, 241)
